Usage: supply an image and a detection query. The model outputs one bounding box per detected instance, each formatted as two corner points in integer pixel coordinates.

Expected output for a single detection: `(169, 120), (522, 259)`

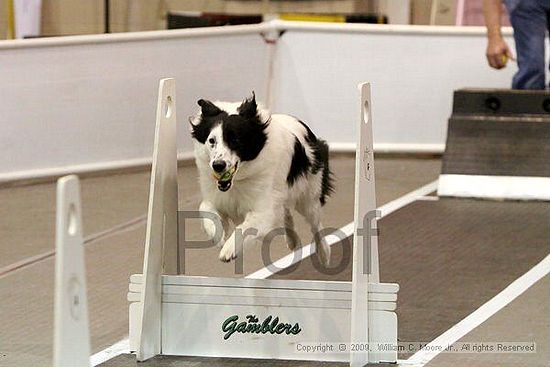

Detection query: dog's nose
(212, 160), (227, 173)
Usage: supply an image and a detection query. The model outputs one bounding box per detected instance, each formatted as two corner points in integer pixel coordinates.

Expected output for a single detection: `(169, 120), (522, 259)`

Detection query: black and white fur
(189, 94), (334, 265)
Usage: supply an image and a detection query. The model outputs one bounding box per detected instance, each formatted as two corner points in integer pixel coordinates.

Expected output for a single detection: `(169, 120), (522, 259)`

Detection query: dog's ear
(188, 116), (198, 127)
(198, 99), (221, 117)
(238, 92), (257, 119)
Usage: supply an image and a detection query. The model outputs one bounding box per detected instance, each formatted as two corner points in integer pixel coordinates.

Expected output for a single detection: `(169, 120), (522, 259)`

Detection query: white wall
(271, 22), (516, 152)
(0, 26), (269, 181)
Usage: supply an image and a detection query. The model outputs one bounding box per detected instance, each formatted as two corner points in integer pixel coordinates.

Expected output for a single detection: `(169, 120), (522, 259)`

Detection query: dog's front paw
(286, 230), (300, 250)
(219, 240), (236, 262)
(202, 218), (224, 246)
(202, 218), (216, 237)
(316, 242), (331, 267)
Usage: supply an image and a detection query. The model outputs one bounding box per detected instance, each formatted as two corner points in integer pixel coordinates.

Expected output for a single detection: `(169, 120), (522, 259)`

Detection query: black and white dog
(189, 94), (334, 266)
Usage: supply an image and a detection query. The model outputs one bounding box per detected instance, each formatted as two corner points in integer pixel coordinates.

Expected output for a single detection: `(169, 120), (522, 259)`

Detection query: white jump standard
(53, 176), (92, 367)
(129, 79), (399, 365)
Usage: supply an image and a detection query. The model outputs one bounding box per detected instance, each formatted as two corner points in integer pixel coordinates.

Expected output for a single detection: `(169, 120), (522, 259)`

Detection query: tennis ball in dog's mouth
(214, 165), (237, 192)
(220, 168), (234, 182)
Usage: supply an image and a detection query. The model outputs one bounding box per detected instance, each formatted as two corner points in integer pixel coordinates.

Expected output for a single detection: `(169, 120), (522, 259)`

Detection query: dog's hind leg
(199, 200), (228, 247)
(284, 208), (300, 250)
(297, 202), (331, 267)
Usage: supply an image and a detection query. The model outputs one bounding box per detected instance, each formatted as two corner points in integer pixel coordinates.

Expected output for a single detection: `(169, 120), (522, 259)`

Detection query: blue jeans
(506, 0), (550, 89)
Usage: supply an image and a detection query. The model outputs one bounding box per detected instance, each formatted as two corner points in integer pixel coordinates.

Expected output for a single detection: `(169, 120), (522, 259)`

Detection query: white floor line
(0, 250), (55, 278)
(403, 254), (550, 367)
(91, 338), (130, 366)
(417, 195), (439, 201)
(378, 180), (439, 217)
(84, 214), (147, 245)
(246, 180), (439, 280)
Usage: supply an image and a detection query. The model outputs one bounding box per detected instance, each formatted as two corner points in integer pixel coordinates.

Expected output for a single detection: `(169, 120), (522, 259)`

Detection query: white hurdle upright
(136, 78), (179, 361)
(53, 175), (91, 367)
(350, 84), (378, 367)
(129, 78), (399, 365)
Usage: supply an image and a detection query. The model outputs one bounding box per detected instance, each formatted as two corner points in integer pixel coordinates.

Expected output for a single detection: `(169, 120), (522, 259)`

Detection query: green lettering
(222, 315), (238, 340)
(269, 317), (280, 334)
(236, 321), (247, 334)
(290, 323), (301, 335)
(274, 323), (286, 334)
(221, 315), (301, 340)
(261, 316), (272, 333)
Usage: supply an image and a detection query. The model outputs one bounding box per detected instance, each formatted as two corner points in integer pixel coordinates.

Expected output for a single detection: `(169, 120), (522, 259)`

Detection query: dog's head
(189, 93), (269, 192)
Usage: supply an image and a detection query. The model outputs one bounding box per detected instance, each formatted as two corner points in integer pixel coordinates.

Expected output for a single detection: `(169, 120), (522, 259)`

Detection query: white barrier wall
(0, 26), (269, 181)
(0, 21), (519, 181)
(271, 22), (516, 152)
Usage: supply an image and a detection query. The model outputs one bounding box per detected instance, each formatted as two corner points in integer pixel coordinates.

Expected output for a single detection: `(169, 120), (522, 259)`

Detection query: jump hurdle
(53, 175), (91, 367)
(128, 79), (399, 365)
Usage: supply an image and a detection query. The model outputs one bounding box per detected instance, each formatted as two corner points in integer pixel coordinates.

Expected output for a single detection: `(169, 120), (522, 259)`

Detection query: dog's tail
(317, 139), (334, 206)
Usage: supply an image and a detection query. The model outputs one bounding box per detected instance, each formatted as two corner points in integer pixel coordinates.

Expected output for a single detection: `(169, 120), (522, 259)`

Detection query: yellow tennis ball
(502, 55), (508, 65)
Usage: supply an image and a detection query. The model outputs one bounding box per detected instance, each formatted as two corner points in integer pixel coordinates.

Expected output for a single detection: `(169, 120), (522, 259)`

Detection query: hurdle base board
(128, 275), (398, 363)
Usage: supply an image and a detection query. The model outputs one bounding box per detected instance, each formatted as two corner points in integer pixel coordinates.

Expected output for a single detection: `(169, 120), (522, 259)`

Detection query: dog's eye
(208, 138), (215, 145)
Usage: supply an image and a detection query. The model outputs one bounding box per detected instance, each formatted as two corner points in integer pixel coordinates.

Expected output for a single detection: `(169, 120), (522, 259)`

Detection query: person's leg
(508, 0), (547, 89)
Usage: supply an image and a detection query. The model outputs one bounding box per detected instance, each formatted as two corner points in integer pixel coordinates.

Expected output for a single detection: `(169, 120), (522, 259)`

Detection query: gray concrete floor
(428, 274), (550, 367)
(2, 155), (548, 367)
(0, 155), (441, 367)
